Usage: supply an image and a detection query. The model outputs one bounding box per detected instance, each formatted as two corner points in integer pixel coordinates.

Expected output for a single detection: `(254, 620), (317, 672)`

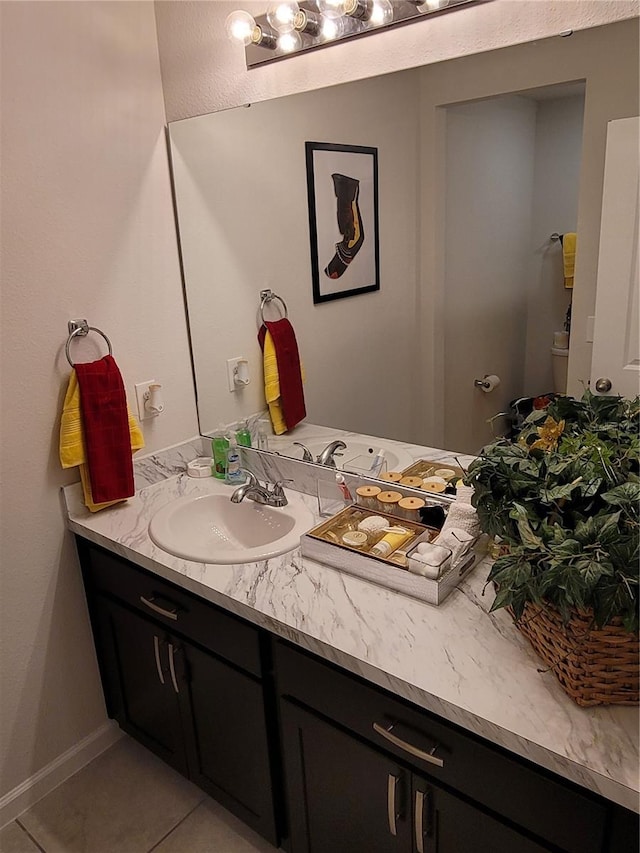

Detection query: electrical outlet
(227, 357), (250, 392)
(135, 380), (157, 420)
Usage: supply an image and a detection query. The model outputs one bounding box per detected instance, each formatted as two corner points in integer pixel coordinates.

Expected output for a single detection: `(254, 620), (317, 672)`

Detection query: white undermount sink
(148, 482), (314, 564)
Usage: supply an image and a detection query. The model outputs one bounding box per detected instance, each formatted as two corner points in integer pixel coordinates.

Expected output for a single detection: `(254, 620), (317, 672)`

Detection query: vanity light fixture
(225, 9), (279, 50)
(344, 0), (394, 26)
(227, 0), (478, 68)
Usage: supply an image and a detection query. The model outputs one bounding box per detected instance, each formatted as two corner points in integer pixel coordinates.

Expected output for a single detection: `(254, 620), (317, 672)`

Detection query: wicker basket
(511, 602), (639, 707)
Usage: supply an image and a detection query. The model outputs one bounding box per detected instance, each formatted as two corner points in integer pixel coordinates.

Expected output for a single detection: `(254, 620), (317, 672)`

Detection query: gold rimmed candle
(398, 496), (426, 522)
(356, 485), (382, 509)
(434, 468), (456, 481)
(380, 471), (403, 484)
(376, 490), (403, 513)
(399, 476), (424, 489)
(422, 476), (447, 493)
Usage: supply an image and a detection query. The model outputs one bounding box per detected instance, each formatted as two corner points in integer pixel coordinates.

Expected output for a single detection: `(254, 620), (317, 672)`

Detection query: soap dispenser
(211, 426), (229, 480)
(236, 420), (252, 447)
(225, 433), (247, 485)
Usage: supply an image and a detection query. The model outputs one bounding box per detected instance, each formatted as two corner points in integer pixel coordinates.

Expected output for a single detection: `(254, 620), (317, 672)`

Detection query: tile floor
(0, 737), (279, 853)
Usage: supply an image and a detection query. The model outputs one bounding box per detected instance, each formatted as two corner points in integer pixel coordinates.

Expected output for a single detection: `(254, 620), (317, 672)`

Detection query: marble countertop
(63, 435), (639, 814)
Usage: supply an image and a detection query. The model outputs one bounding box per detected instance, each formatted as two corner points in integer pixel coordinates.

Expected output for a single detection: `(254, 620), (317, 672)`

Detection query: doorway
(442, 82), (585, 454)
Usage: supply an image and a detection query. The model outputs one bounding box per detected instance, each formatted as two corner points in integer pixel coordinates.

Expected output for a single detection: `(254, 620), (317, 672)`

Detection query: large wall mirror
(168, 20), (638, 463)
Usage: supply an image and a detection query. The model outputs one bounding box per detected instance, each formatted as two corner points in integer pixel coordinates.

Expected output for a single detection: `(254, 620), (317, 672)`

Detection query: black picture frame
(305, 141), (380, 305)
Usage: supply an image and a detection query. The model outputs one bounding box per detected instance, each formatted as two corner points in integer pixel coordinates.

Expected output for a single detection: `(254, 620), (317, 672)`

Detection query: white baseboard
(0, 721), (123, 829)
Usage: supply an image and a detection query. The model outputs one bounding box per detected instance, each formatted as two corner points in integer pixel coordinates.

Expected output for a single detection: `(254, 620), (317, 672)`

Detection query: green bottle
(211, 427), (229, 479)
(236, 420), (252, 448)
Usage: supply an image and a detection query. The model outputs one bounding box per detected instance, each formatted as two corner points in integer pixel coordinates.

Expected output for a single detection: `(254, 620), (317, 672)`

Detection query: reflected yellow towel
(59, 370), (144, 511)
(562, 232), (576, 289)
(263, 330), (305, 436)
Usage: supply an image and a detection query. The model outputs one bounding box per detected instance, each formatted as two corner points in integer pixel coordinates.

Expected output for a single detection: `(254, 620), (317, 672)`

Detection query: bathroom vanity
(63, 443), (639, 853)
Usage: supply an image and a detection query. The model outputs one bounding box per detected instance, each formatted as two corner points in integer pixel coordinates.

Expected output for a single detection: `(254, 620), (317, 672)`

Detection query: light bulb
(369, 0), (393, 25)
(319, 14), (345, 40)
(317, 0), (347, 19)
(225, 10), (257, 45)
(277, 30), (303, 52)
(266, 1), (299, 34)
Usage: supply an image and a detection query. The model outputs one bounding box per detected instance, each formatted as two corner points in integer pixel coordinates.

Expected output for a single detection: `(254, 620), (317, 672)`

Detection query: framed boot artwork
(305, 141), (380, 304)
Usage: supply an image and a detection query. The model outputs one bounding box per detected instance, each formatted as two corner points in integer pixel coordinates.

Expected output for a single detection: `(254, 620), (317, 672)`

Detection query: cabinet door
(412, 777), (551, 853)
(96, 596), (188, 775)
(281, 700), (412, 853)
(176, 639), (278, 845)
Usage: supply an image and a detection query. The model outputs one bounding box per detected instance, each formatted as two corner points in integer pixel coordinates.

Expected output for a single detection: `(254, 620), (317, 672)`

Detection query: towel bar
(259, 289), (288, 324)
(65, 319), (113, 366)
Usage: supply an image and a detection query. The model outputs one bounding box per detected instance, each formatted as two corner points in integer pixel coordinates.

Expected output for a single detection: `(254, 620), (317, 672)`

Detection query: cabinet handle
(168, 643), (179, 693)
(140, 595), (179, 621)
(415, 790), (428, 853)
(373, 722), (444, 768)
(387, 773), (399, 836)
(153, 635), (165, 685)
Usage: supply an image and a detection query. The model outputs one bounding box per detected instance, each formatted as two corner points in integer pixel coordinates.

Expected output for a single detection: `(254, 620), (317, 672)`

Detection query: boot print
(324, 173), (365, 279)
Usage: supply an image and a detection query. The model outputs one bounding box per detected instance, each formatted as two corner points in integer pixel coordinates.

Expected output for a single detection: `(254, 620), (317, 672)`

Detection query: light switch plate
(135, 380), (156, 420)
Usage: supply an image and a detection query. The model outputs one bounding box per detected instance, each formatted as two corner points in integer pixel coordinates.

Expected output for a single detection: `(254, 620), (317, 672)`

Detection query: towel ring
(65, 319), (113, 367)
(259, 289), (288, 324)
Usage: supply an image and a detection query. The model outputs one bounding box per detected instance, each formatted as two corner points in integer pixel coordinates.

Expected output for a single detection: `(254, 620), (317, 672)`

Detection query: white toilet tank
(551, 346), (569, 394)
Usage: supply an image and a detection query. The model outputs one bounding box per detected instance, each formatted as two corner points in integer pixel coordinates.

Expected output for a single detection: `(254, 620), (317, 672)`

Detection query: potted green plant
(465, 391), (639, 706)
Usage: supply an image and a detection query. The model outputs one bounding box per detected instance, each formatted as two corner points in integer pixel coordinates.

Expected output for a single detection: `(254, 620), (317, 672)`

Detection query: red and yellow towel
(60, 356), (144, 512)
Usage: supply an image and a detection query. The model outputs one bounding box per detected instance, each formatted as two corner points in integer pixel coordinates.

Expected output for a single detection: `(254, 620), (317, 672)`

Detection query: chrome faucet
(230, 471), (289, 507)
(316, 440), (347, 468)
(293, 442), (314, 463)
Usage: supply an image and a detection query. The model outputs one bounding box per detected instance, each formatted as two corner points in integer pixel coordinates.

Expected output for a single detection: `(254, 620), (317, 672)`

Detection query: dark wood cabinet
(178, 638), (276, 834)
(281, 700), (412, 853)
(417, 780), (549, 853)
(77, 536), (638, 853)
(276, 641), (638, 853)
(280, 700), (551, 853)
(93, 595), (189, 775)
(78, 538), (279, 846)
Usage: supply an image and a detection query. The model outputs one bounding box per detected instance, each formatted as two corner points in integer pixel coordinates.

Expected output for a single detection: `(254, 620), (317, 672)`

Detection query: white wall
(0, 2), (196, 804)
(524, 94), (585, 394)
(169, 71), (420, 441)
(443, 97), (537, 454)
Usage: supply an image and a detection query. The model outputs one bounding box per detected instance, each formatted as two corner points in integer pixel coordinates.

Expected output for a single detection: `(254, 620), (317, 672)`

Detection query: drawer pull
(153, 635), (165, 685)
(140, 595), (179, 621)
(415, 789), (432, 853)
(168, 643), (180, 693)
(387, 773), (399, 836)
(373, 722), (444, 768)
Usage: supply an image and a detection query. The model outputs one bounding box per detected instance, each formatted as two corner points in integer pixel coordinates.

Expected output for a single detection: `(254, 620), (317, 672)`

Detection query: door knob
(595, 377), (612, 393)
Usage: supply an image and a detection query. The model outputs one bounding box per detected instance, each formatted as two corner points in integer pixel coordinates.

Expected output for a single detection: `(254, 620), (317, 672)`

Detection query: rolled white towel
(441, 501), (481, 537)
(435, 527), (474, 566)
(455, 484), (475, 505)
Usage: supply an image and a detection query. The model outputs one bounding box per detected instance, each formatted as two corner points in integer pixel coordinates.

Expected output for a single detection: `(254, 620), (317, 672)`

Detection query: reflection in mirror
(168, 21), (637, 461)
